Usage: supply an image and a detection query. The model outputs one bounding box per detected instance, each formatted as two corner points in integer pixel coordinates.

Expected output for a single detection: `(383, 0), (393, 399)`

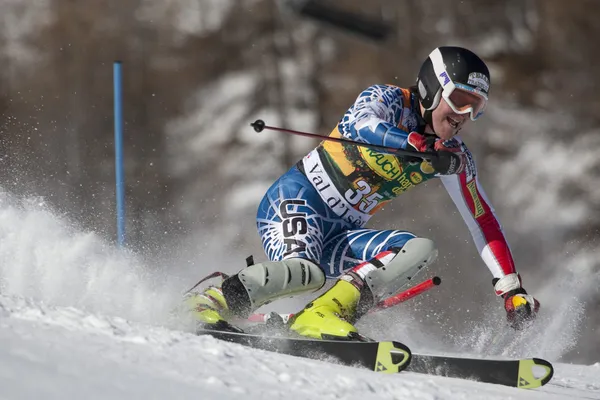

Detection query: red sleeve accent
(458, 173), (516, 275)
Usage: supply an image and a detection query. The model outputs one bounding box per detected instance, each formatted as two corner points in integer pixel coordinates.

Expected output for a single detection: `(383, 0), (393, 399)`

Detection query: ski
(187, 271), (553, 388)
(408, 353), (554, 389)
(197, 328), (554, 388)
(196, 328), (412, 373)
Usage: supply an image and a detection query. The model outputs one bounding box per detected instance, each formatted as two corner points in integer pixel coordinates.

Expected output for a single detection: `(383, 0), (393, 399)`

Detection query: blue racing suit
(256, 84), (516, 280)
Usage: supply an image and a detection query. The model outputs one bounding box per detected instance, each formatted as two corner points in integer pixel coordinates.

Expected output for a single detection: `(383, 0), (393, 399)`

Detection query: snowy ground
(0, 193), (598, 399)
(0, 295), (598, 400)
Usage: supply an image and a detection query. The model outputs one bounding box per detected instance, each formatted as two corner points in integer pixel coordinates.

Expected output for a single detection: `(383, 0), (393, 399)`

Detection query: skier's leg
(290, 229), (438, 339)
(187, 165), (348, 327)
(221, 258), (325, 317)
(184, 257), (325, 325)
(329, 228), (439, 300)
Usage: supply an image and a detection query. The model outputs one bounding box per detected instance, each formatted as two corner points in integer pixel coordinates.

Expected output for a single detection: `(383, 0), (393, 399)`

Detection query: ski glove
(493, 273), (541, 330)
(405, 132), (466, 175)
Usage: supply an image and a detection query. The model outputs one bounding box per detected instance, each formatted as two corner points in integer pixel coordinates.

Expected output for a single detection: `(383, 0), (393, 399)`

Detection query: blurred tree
(1, 0), (200, 245)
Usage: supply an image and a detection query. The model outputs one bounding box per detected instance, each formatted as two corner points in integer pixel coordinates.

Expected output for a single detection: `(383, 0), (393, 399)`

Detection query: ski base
(408, 353), (554, 389)
(196, 328), (412, 373)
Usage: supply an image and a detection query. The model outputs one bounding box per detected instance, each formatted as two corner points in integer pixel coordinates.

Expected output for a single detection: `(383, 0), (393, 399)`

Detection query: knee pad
(364, 237), (438, 300)
(222, 258), (325, 317)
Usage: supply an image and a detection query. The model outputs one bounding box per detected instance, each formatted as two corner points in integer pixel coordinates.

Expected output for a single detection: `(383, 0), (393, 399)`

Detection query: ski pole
(250, 119), (439, 161)
(247, 276), (441, 323)
(375, 276), (441, 309)
(184, 271), (230, 294)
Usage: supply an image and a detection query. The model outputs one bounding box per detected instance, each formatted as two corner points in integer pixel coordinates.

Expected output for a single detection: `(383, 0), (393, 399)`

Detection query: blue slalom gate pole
(113, 61), (126, 247)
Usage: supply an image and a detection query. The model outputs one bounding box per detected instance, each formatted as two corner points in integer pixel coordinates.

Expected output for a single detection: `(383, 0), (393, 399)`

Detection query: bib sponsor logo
(359, 147), (403, 181)
(409, 171), (423, 184)
(391, 173), (415, 195)
(303, 151), (371, 226)
(466, 180), (485, 218)
(420, 160), (435, 174)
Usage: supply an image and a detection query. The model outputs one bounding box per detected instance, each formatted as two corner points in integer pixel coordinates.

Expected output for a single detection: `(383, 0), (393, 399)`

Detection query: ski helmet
(416, 46), (490, 124)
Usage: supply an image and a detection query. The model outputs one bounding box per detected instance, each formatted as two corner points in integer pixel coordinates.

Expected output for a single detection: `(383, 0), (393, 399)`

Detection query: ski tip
(532, 358), (554, 387)
(517, 358), (554, 389)
(391, 341), (412, 355)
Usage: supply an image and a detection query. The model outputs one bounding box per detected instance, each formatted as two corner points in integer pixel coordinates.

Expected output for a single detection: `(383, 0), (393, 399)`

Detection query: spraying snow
(0, 190), (598, 399)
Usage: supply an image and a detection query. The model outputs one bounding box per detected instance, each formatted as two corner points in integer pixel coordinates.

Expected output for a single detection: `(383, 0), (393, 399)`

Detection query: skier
(186, 46), (540, 339)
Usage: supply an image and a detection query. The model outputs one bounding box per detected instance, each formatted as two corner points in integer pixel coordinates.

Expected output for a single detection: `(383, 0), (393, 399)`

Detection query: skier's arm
(438, 159), (516, 279)
(440, 155), (541, 329)
(338, 84), (412, 149)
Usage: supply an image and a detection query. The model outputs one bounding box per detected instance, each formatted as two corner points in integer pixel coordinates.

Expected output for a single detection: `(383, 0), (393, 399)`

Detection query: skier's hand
(403, 132), (435, 165)
(406, 132), (466, 175)
(406, 132), (434, 153)
(504, 291), (540, 330)
(431, 139), (467, 175)
(493, 273), (541, 330)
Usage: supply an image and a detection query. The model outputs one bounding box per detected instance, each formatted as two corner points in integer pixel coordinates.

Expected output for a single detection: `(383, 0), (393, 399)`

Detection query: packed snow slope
(0, 193), (598, 399)
(1, 295), (599, 400)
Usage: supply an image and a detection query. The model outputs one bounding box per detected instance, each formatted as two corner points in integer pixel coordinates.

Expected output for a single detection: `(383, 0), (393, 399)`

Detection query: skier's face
(431, 98), (469, 140)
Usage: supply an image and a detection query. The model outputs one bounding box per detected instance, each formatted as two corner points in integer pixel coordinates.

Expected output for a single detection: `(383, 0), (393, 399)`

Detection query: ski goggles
(441, 82), (488, 121)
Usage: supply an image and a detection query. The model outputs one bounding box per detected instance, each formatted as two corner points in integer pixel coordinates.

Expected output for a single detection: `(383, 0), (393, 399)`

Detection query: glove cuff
(492, 273), (524, 297)
(406, 132), (436, 152)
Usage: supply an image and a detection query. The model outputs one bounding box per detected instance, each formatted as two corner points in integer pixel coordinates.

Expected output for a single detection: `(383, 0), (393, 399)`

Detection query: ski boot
(289, 277), (366, 340)
(185, 258), (326, 332)
(184, 285), (242, 332)
(290, 237), (438, 340)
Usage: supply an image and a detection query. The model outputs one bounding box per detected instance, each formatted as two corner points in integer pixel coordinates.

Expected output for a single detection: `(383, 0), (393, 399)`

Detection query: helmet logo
(467, 72), (489, 93)
(439, 71), (451, 86)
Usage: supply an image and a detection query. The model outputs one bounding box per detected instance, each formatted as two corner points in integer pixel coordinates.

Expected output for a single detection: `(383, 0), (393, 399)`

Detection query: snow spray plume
(0, 190), (181, 325)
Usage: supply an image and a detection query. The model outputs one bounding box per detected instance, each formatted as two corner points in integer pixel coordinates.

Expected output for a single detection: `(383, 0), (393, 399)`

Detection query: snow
(0, 193), (597, 399)
(1, 294), (599, 400)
